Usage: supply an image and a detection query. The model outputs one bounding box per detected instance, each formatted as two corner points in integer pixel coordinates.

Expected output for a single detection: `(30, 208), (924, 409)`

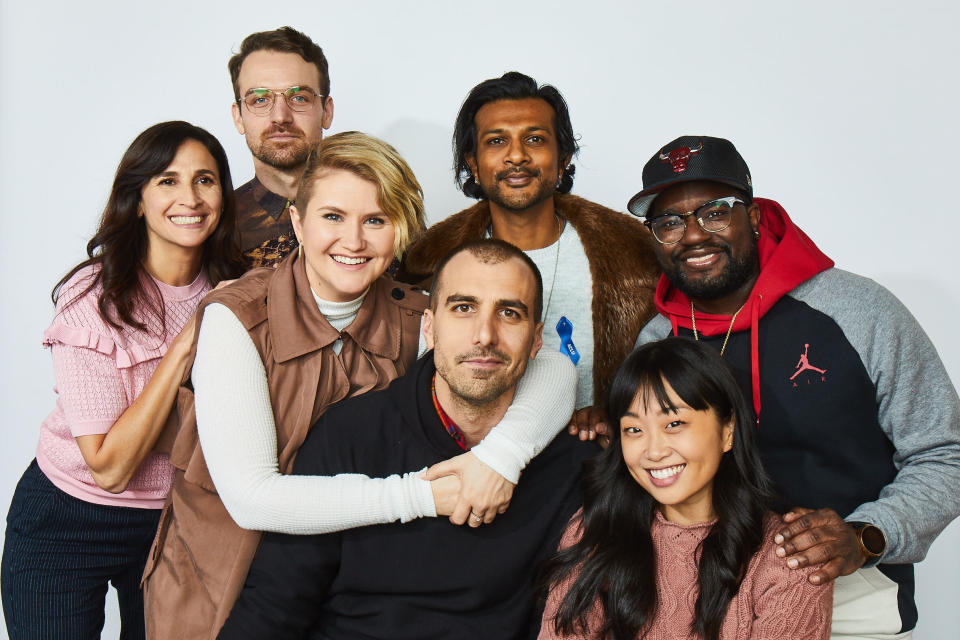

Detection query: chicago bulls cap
(627, 135), (752, 218)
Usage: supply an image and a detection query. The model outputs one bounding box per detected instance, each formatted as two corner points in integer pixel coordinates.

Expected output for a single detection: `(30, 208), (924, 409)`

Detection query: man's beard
(661, 240), (759, 301)
(479, 168), (555, 212)
(434, 346), (518, 407)
(250, 126), (313, 170)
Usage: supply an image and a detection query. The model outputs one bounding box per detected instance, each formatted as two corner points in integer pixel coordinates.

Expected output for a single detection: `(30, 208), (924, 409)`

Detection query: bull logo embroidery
(660, 142), (703, 173)
(790, 343), (827, 381)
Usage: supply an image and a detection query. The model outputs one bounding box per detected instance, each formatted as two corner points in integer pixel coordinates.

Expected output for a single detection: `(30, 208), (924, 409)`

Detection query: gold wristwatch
(848, 521), (886, 559)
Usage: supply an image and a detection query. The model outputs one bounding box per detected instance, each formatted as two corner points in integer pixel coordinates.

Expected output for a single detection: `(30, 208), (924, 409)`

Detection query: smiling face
(140, 139), (222, 260)
(424, 251), (543, 409)
(465, 97), (565, 214)
(620, 380), (734, 525)
(231, 50), (333, 171)
(649, 181), (761, 313)
(290, 169), (395, 302)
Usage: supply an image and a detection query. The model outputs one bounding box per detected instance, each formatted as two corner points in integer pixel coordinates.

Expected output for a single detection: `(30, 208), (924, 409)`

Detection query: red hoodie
(654, 198), (834, 421)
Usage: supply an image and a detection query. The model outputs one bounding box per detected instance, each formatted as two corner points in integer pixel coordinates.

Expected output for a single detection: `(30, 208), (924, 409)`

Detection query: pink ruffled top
(35, 264), (210, 509)
(539, 511), (833, 639)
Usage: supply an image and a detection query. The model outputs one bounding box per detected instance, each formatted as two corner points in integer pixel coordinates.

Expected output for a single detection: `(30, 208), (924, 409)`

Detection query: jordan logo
(790, 343), (827, 381)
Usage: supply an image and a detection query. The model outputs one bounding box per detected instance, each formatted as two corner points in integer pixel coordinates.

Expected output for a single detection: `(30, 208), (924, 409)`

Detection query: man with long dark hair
(400, 72), (660, 429)
(227, 26), (334, 268)
(630, 135), (960, 638)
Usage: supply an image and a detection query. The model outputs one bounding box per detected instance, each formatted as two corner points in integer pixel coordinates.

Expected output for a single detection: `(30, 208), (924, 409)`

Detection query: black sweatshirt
(219, 353), (599, 640)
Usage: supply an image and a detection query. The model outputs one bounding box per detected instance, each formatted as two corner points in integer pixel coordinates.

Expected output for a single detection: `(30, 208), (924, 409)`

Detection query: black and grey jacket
(637, 199), (960, 632)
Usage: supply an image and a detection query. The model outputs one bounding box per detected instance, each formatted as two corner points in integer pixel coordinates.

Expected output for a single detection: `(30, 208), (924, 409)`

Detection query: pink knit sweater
(539, 511), (833, 640)
(35, 265), (210, 509)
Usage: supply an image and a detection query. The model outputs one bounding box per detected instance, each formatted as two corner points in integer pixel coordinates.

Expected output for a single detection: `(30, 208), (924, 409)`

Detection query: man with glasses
(630, 135), (960, 639)
(228, 26), (333, 268)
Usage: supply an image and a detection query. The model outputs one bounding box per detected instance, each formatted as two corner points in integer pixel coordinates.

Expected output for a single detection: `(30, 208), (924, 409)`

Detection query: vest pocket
(141, 499), (173, 585)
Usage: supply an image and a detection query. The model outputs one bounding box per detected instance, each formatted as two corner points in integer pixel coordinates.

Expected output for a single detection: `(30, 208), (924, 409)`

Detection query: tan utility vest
(143, 252), (426, 640)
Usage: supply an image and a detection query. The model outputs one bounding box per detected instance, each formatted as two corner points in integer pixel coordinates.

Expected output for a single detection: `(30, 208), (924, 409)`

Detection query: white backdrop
(1, 1), (957, 637)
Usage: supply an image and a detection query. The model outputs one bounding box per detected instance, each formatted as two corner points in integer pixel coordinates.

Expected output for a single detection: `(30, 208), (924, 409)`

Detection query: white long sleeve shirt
(193, 295), (577, 535)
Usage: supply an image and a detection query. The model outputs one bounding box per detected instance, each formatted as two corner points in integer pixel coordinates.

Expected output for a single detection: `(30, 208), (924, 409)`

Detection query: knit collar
(266, 251), (403, 363)
(654, 508), (718, 531)
(145, 268), (209, 302)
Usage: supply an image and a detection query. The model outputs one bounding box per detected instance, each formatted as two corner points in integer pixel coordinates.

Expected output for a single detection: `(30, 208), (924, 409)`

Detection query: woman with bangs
(144, 131), (577, 639)
(539, 338), (832, 640)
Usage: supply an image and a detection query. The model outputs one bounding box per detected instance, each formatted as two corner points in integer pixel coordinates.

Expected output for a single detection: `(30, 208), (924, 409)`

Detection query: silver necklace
(541, 215), (564, 321)
(487, 215), (564, 320)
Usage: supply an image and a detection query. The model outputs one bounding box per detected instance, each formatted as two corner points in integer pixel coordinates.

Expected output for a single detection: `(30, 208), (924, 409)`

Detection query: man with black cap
(629, 135), (960, 639)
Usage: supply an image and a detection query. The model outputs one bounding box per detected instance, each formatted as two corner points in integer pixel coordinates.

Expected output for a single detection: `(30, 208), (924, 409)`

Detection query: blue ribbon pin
(556, 316), (580, 365)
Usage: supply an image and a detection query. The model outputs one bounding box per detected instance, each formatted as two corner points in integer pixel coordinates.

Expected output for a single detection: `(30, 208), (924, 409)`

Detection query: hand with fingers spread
(422, 451), (515, 528)
(774, 507), (866, 585)
(566, 406), (610, 448)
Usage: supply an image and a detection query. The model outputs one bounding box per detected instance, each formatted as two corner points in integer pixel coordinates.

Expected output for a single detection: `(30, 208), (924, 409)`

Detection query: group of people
(1, 24), (957, 640)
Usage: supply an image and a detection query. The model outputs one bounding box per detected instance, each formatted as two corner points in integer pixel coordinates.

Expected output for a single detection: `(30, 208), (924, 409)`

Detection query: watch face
(861, 525), (886, 556)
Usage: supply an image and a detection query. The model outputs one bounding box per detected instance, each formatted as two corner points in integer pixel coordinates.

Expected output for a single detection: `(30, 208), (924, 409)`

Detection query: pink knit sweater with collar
(539, 511), (833, 640)
(35, 264), (210, 509)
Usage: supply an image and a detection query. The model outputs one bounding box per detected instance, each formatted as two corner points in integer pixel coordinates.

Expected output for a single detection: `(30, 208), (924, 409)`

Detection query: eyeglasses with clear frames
(238, 86), (325, 115)
(644, 196), (745, 245)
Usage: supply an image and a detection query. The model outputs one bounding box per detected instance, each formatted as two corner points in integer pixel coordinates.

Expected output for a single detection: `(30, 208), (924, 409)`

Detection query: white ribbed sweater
(193, 292), (576, 535)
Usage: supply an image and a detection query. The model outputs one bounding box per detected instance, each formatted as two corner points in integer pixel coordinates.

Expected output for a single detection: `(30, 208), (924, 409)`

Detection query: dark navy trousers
(1, 460), (161, 640)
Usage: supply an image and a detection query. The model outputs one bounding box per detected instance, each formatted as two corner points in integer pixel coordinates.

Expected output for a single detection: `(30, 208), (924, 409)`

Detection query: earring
(754, 230), (761, 239)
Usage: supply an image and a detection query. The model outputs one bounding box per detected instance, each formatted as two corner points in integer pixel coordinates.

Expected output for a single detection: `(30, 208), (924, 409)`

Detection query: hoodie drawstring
(751, 294), (762, 427)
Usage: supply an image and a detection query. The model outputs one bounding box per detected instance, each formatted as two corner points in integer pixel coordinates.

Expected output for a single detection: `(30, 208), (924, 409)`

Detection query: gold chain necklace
(690, 300), (746, 357)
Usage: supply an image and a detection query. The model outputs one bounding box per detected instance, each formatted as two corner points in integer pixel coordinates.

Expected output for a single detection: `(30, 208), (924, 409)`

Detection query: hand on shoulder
(774, 507), (869, 585)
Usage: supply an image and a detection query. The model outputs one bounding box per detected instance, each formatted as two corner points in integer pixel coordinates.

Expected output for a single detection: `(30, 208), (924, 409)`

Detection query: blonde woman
(144, 131), (576, 639)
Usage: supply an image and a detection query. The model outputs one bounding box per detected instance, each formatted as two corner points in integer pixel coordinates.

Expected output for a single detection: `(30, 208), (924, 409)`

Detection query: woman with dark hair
(1, 121), (244, 639)
(539, 338), (833, 640)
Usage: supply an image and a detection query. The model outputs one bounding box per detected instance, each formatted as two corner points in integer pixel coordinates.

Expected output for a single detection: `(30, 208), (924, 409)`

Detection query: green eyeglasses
(239, 86), (325, 115)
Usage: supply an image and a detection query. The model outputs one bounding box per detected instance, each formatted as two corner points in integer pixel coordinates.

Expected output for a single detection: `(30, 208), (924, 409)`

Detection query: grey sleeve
(634, 314), (672, 348)
(794, 269), (960, 563)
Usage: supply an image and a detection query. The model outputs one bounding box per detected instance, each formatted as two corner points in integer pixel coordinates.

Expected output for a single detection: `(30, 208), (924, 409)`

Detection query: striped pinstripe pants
(2, 460), (160, 639)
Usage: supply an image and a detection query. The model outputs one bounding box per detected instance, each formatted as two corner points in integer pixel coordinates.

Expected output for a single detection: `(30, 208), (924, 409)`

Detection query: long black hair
(452, 71), (579, 199)
(541, 338), (773, 640)
(52, 121), (244, 338)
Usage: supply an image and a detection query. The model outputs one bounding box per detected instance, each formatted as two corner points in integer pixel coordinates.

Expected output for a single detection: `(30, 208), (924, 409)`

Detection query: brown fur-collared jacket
(400, 194), (661, 406)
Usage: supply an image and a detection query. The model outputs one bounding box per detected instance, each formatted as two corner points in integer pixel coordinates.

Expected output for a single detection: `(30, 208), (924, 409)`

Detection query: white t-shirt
(525, 223), (595, 409)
